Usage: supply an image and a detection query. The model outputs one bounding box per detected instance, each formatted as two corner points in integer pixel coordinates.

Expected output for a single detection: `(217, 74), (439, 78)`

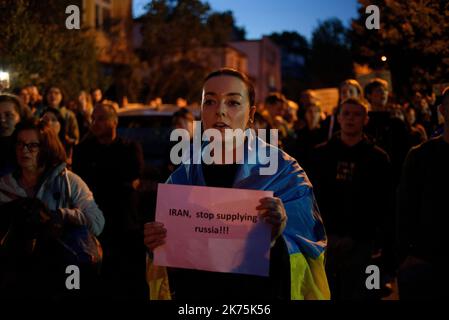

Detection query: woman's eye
(204, 99), (215, 106)
(227, 100), (241, 107)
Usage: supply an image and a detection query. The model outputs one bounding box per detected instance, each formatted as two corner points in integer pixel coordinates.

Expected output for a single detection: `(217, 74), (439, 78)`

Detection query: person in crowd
(327, 79), (364, 139)
(264, 92), (286, 119)
(425, 90), (440, 134)
(166, 108), (195, 177)
(410, 91), (433, 136)
(144, 68), (329, 301)
(41, 107), (74, 165)
(253, 111), (272, 132)
(172, 108), (194, 138)
(72, 103), (146, 299)
(65, 99), (78, 114)
(26, 85), (44, 117)
(285, 100), (299, 132)
(340, 79), (364, 103)
(0, 94), (32, 176)
(43, 86), (79, 149)
(431, 100), (445, 138)
(389, 104), (406, 122)
(76, 91), (94, 141)
(263, 92), (290, 147)
(364, 78), (411, 184)
(91, 88), (104, 106)
(404, 106), (428, 145)
(90, 87), (119, 112)
(17, 87), (31, 108)
(396, 86), (449, 300)
(0, 120), (104, 298)
(296, 90), (319, 131)
(308, 98), (393, 300)
(285, 102), (328, 170)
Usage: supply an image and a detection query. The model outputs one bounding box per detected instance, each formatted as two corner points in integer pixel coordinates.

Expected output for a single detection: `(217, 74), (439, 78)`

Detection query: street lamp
(381, 56), (387, 62)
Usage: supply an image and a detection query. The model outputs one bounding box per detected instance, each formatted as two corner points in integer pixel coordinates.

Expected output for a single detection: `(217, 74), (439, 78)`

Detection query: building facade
(230, 37), (282, 104)
(82, 0), (133, 65)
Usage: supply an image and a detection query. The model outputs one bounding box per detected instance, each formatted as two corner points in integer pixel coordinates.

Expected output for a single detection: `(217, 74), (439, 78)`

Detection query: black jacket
(308, 135), (393, 245)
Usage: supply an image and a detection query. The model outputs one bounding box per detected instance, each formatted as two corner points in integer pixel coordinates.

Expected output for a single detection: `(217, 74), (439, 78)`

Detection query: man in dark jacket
(72, 103), (147, 299)
(309, 98), (393, 300)
(396, 87), (449, 300)
(364, 79), (412, 184)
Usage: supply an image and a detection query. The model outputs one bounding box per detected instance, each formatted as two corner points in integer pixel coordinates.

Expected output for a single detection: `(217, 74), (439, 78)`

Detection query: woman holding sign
(144, 68), (329, 300)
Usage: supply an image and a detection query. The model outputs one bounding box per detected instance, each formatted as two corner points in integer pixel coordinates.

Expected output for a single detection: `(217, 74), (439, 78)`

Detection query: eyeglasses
(16, 141), (40, 152)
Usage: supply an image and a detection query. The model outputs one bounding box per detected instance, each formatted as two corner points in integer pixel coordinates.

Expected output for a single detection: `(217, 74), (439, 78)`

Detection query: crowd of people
(248, 78), (447, 300)
(0, 72), (448, 300)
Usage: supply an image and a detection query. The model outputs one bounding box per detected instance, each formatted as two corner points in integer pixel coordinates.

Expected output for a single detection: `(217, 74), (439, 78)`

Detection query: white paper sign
(153, 183), (273, 276)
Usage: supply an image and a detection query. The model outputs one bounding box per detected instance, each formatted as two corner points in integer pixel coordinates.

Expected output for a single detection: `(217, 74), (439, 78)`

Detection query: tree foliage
(351, 0), (449, 96)
(0, 0), (99, 98)
(309, 18), (354, 88)
(269, 31), (310, 101)
(270, 19), (353, 100)
(137, 0), (245, 103)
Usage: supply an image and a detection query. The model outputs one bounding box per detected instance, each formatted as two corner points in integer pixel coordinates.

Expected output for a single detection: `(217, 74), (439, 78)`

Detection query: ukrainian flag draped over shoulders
(148, 132), (330, 300)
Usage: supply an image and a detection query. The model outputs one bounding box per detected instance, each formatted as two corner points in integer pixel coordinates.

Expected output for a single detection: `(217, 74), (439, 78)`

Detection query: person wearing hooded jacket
(308, 98), (394, 300)
(0, 120), (104, 298)
(0, 120), (104, 235)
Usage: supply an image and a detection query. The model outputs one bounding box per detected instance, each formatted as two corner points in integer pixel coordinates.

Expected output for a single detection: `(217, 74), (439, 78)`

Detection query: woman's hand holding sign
(144, 222), (166, 251)
(144, 196), (287, 252)
(257, 197), (287, 241)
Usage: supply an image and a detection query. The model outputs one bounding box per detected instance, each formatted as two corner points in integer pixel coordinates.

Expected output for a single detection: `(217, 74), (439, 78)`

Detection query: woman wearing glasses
(0, 120), (104, 235)
(0, 93), (32, 176)
(0, 120), (104, 298)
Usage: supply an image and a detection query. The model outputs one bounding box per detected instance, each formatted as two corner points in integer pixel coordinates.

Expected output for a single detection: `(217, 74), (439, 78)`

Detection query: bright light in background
(0, 71), (9, 81)
(381, 56), (387, 62)
(0, 71), (10, 90)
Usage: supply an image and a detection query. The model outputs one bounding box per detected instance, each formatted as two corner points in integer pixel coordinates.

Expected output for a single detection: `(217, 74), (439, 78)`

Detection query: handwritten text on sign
(154, 184), (273, 276)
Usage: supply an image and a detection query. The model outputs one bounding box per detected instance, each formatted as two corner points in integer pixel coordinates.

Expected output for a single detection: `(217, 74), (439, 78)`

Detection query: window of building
(95, 0), (112, 32)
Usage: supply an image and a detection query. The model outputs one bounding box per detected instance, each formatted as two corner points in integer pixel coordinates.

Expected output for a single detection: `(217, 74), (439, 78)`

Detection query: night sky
(133, 0), (360, 40)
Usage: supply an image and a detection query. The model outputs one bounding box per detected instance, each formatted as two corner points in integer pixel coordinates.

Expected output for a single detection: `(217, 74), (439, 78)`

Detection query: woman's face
(16, 129), (40, 170)
(42, 112), (61, 135)
(20, 89), (31, 105)
(340, 84), (360, 102)
(47, 87), (63, 108)
(201, 75), (255, 135)
(0, 102), (20, 137)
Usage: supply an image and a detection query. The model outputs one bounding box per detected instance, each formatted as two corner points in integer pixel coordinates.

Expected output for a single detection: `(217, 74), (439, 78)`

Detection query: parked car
(117, 104), (199, 187)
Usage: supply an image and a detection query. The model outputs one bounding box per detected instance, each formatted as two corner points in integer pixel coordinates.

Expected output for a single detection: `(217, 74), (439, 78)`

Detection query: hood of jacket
(0, 163), (67, 202)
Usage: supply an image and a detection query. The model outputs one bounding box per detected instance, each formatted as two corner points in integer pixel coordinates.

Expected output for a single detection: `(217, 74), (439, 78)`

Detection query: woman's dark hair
(204, 68), (256, 107)
(41, 107), (67, 145)
(0, 93), (32, 120)
(12, 120), (67, 168)
(43, 86), (66, 108)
